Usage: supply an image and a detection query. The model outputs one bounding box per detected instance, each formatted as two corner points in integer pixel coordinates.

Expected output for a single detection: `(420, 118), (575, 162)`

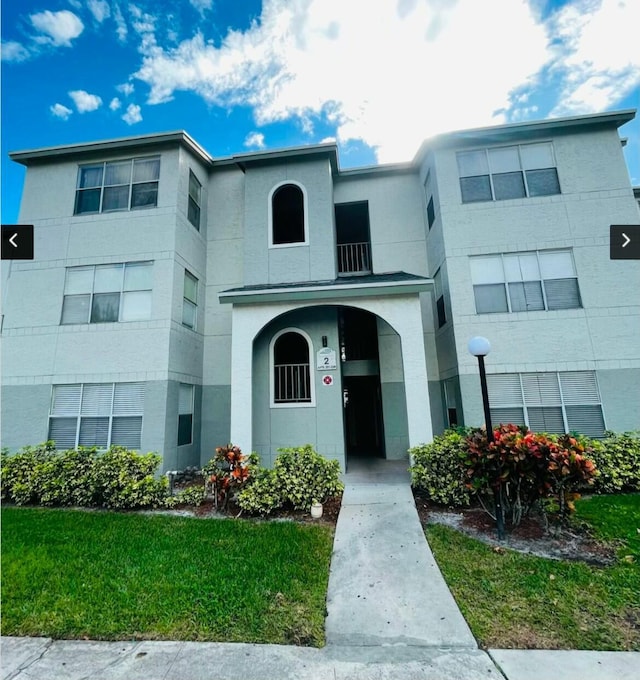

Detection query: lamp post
(468, 336), (504, 540)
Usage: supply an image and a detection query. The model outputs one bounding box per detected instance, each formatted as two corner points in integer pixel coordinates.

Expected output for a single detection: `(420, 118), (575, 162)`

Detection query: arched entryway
(224, 291), (433, 471)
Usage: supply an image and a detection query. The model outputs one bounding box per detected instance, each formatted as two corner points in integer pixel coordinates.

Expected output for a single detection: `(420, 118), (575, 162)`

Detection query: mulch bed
(169, 493), (343, 528)
(413, 489), (616, 565)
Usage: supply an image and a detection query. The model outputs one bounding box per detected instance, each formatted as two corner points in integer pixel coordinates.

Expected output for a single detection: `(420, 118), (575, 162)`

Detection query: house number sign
(316, 347), (337, 370)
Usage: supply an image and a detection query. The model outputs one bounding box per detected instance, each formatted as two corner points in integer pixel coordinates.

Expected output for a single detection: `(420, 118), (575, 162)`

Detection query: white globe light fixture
(468, 336), (491, 357)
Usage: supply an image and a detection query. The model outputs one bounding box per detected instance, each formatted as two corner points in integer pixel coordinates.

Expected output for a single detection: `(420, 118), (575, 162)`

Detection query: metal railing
(337, 242), (371, 275)
(274, 364), (311, 402)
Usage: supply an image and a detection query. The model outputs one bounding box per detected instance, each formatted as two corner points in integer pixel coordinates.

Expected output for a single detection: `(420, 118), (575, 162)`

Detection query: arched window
(272, 330), (312, 404)
(271, 183), (305, 245)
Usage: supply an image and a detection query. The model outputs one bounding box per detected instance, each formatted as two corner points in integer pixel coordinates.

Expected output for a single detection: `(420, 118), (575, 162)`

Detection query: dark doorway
(335, 202), (371, 275)
(343, 375), (384, 458)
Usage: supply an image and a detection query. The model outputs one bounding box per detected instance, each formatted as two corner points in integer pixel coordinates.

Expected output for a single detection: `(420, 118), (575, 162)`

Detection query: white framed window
(268, 181), (309, 247)
(61, 262), (153, 324)
(182, 270), (198, 329)
(187, 170), (201, 230)
(270, 328), (315, 407)
(457, 142), (560, 203)
(48, 382), (145, 449)
(178, 383), (194, 446)
(487, 371), (605, 438)
(74, 157), (160, 214)
(470, 249), (581, 314)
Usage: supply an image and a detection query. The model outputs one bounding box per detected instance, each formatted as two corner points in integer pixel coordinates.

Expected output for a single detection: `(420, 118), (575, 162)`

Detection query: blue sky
(2, 0), (639, 224)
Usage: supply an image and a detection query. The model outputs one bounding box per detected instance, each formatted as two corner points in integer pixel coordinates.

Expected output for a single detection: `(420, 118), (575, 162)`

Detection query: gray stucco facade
(2, 111), (639, 472)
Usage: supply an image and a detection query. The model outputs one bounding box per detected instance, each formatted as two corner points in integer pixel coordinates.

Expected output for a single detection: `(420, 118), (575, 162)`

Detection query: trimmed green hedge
(1, 443), (167, 509)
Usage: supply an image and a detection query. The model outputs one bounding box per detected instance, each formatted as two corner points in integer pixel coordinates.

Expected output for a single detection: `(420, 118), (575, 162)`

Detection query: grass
(426, 493), (640, 650)
(0, 507), (334, 646)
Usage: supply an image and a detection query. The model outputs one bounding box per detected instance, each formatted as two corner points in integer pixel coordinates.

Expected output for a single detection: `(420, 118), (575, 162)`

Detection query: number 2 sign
(316, 347), (337, 370)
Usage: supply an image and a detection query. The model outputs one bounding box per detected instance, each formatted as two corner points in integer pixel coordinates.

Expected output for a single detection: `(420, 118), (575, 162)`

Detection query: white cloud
(50, 103), (73, 120)
(117, 82), (135, 96)
(548, 0), (640, 115)
(190, 0), (213, 13)
(30, 10), (84, 47)
(122, 103), (142, 124)
(1, 41), (30, 62)
(87, 0), (111, 23)
(130, 0), (640, 162)
(113, 4), (128, 42)
(320, 136), (336, 144)
(244, 131), (266, 149)
(132, 0), (551, 162)
(109, 97), (122, 110)
(69, 89), (103, 112)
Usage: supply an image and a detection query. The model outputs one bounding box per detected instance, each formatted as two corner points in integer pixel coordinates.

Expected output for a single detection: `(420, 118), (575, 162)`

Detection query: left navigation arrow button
(1, 225), (34, 260)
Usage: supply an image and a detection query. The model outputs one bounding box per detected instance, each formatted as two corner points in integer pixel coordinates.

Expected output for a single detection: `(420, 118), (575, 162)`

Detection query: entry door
(343, 375), (384, 457)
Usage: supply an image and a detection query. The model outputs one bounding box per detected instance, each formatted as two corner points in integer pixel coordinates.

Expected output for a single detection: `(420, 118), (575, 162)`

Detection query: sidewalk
(2, 458), (638, 679)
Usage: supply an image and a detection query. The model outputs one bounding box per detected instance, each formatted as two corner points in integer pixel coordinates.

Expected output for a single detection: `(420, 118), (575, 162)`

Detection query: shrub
(462, 425), (597, 525)
(237, 445), (343, 515)
(1, 443), (167, 510)
(237, 467), (283, 515)
(584, 431), (640, 494)
(164, 485), (207, 508)
(409, 431), (471, 506)
(201, 444), (252, 510)
(273, 445), (343, 510)
(1, 442), (57, 505)
(33, 447), (98, 507)
(90, 447), (167, 509)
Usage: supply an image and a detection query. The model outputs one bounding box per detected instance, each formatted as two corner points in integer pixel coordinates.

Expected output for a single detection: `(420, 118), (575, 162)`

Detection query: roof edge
(9, 131), (214, 167)
(414, 108), (637, 164)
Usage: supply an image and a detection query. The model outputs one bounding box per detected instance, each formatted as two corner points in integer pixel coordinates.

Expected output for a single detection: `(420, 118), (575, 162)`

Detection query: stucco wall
(243, 157), (336, 286)
(251, 306), (345, 468)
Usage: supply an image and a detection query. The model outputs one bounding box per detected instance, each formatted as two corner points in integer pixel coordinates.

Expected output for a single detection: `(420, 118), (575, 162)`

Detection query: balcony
(337, 241), (371, 276)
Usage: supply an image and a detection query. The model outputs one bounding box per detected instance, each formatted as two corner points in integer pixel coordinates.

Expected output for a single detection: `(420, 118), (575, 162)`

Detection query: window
(487, 372), (605, 437)
(188, 170), (201, 230)
(182, 270), (198, 329)
(272, 330), (312, 404)
(48, 382), (144, 449)
(427, 197), (435, 230)
(434, 268), (446, 327)
(271, 183), (306, 245)
(61, 262), (152, 324)
(457, 143), (560, 203)
(74, 157), (160, 214)
(470, 250), (581, 314)
(424, 170), (435, 230)
(178, 384), (194, 446)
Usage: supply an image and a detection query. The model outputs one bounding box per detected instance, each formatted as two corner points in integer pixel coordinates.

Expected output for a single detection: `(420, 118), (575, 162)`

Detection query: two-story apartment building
(2, 109), (639, 472)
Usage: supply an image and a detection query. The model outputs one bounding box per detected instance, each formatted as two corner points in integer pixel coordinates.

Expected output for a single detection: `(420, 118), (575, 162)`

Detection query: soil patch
(413, 490), (616, 566)
(166, 494), (343, 528)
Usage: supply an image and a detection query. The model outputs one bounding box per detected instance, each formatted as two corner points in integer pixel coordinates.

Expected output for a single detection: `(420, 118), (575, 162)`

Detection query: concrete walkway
(2, 458), (638, 679)
(325, 458), (477, 647)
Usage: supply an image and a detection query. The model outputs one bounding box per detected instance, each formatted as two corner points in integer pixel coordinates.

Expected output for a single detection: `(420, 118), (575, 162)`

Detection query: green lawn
(426, 494), (640, 650)
(1, 507), (334, 646)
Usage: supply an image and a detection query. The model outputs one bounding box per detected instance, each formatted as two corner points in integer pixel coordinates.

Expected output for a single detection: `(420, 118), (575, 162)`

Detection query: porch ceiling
(218, 272), (432, 305)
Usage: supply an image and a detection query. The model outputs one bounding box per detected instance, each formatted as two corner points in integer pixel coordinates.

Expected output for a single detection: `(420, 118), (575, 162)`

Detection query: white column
(397, 307), (433, 447)
(229, 305), (255, 455)
(357, 295), (433, 447)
